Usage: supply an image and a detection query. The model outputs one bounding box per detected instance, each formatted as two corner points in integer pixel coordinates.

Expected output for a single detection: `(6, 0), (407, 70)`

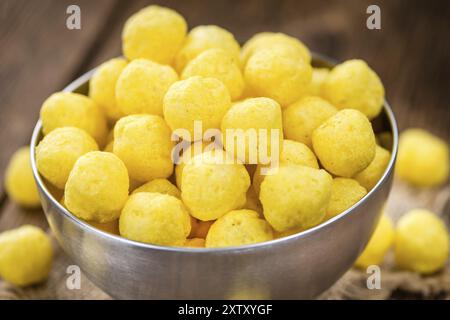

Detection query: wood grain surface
(0, 0), (449, 299)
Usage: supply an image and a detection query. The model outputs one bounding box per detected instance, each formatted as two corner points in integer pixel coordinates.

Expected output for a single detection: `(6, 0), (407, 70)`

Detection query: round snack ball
(87, 219), (119, 235)
(0, 225), (53, 286)
(184, 238), (205, 248)
(4, 147), (40, 208)
(260, 165), (332, 232)
(36, 127), (99, 189)
(40, 92), (108, 146)
(221, 97), (283, 164)
(253, 140), (319, 195)
(283, 96), (337, 148)
(174, 25), (240, 73)
(132, 178), (180, 198)
(122, 5), (187, 64)
(354, 145), (391, 190)
(65, 151), (129, 223)
(395, 209), (449, 274)
(163, 76), (231, 139)
(241, 32), (311, 67)
(89, 58), (127, 121)
(396, 129), (449, 187)
(119, 192), (191, 246)
(205, 210), (273, 248)
(325, 178), (367, 220)
(113, 115), (174, 182)
(323, 59), (385, 119)
(182, 48), (244, 100)
(244, 47), (312, 107)
(190, 220), (214, 239)
(354, 214), (394, 269)
(181, 150), (250, 221)
(312, 109), (376, 177)
(116, 59), (178, 116)
(307, 68), (330, 97)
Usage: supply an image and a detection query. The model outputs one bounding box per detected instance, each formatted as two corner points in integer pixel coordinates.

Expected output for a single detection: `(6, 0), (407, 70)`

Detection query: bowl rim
(30, 53), (399, 254)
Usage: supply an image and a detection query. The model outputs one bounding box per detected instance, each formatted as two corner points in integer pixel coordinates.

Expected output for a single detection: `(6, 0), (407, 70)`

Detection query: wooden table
(0, 0), (449, 299)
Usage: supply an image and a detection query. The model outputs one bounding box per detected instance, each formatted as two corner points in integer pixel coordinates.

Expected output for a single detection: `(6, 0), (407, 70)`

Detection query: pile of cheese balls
(1, 5), (449, 286)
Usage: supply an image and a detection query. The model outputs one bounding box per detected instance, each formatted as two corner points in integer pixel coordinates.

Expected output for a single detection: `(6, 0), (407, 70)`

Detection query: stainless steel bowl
(30, 55), (398, 299)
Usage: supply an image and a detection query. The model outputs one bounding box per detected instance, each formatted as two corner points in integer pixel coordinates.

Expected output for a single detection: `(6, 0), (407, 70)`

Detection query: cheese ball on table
(260, 165), (332, 232)
(312, 109), (376, 177)
(113, 115), (174, 182)
(205, 210), (273, 248)
(36, 127), (98, 189)
(182, 48), (244, 100)
(181, 150), (250, 221)
(89, 58), (127, 121)
(325, 178), (367, 220)
(221, 97), (283, 164)
(354, 145), (391, 190)
(323, 59), (385, 119)
(122, 5), (187, 64)
(116, 59), (178, 116)
(132, 178), (181, 198)
(283, 96), (337, 148)
(65, 151), (129, 223)
(395, 209), (449, 274)
(253, 139), (319, 195)
(163, 76), (231, 139)
(244, 48), (312, 107)
(40, 92), (108, 146)
(0, 225), (53, 286)
(396, 129), (449, 187)
(241, 32), (311, 67)
(120, 192), (191, 246)
(174, 25), (240, 73)
(354, 214), (394, 269)
(5, 147), (40, 208)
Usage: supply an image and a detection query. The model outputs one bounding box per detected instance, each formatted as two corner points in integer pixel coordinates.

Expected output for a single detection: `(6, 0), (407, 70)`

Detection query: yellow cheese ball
(132, 178), (181, 198)
(190, 220), (214, 239)
(253, 139), (319, 195)
(354, 145), (391, 190)
(87, 219), (120, 235)
(182, 48), (244, 100)
(283, 96), (337, 148)
(221, 97), (283, 164)
(308, 68), (330, 97)
(122, 5), (187, 64)
(65, 151), (129, 223)
(0, 225), (53, 286)
(396, 129), (449, 187)
(312, 109), (376, 177)
(5, 147), (40, 208)
(326, 178), (367, 220)
(163, 76), (231, 138)
(116, 59), (178, 116)
(323, 59), (385, 119)
(241, 32), (311, 67)
(181, 150), (250, 221)
(174, 25), (240, 73)
(40, 92), (108, 146)
(174, 141), (213, 188)
(205, 210), (273, 248)
(184, 238), (206, 248)
(395, 209), (449, 274)
(260, 165), (332, 232)
(36, 127), (99, 189)
(89, 58), (127, 121)
(244, 47), (312, 107)
(119, 192), (191, 246)
(113, 115), (174, 182)
(354, 214), (394, 269)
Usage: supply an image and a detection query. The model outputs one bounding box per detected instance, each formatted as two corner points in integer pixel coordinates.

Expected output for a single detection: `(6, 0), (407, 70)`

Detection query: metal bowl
(30, 55), (398, 299)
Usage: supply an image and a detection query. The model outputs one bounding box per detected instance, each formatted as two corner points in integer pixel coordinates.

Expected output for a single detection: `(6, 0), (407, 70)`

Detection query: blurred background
(0, 0), (449, 299)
